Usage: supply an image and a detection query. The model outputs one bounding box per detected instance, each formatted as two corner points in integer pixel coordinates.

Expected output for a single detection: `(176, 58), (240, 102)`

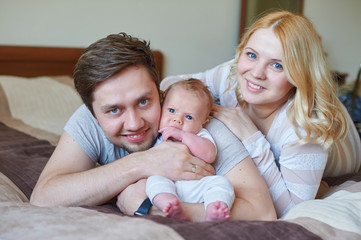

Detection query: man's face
(92, 65), (161, 153)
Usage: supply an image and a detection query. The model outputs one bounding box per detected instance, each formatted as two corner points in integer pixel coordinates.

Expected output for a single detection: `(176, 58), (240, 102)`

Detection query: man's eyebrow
(100, 104), (120, 112)
(138, 90), (155, 100)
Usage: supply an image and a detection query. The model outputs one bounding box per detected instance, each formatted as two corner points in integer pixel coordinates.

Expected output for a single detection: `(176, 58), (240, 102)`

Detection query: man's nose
(124, 110), (144, 130)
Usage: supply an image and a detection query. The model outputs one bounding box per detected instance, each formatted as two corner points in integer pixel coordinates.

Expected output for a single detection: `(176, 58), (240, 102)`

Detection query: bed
(0, 45), (360, 240)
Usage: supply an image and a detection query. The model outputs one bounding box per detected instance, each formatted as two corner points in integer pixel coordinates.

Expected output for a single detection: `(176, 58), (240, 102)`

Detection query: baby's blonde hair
(162, 78), (213, 118)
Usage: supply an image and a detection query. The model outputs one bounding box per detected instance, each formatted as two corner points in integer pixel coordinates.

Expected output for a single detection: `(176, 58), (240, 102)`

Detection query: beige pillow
(0, 75), (82, 145)
(0, 202), (182, 240)
(0, 173), (28, 203)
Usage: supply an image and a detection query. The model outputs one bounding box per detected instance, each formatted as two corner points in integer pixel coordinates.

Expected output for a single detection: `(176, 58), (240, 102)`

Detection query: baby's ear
(202, 118), (210, 127)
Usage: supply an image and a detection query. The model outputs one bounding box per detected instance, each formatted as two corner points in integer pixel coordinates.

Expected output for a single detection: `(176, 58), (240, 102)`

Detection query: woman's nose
(251, 64), (267, 80)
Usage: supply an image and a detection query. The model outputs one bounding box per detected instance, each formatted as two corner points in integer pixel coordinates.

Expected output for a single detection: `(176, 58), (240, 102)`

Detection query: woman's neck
(245, 100), (285, 135)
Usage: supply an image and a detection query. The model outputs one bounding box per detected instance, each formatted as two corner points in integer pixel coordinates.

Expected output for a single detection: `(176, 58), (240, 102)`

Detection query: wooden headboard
(0, 45), (164, 79)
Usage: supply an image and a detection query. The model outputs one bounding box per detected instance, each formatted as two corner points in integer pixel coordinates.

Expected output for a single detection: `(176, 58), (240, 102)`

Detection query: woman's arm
(182, 117), (276, 221)
(170, 118), (276, 221)
(225, 157), (276, 220)
(212, 104), (328, 217)
(180, 157), (276, 221)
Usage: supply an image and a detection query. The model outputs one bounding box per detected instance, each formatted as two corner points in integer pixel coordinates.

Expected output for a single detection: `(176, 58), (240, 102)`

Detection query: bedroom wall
(0, 0), (240, 77)
(303, 0), (361, 83)
(0, 0), (360, 82)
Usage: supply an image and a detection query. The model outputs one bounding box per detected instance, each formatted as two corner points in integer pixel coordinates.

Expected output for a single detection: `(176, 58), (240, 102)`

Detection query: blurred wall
(0, 0), (240, 77)
(304, 0), (361, 82)
(0, 0), (360, 81)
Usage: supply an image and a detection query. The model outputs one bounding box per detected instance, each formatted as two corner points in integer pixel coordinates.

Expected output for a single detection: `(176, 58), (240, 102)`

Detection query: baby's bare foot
(163, 198), (187, 221)
(205, 201), (230, 221)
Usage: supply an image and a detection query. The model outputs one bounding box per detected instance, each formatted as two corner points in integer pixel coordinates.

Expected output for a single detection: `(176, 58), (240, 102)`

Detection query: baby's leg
(205, 201), (230, 221)
(152, 193), (187, 221)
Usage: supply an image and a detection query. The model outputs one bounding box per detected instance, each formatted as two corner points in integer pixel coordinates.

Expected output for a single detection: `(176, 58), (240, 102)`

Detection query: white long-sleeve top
(161, 60), (361, 217)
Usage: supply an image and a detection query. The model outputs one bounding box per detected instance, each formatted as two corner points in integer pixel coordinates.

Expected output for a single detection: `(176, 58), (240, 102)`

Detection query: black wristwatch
(134, 198), (152, 216)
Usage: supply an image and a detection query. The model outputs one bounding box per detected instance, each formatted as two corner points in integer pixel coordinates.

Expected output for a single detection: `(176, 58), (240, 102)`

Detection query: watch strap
(134, 198), (152, 216)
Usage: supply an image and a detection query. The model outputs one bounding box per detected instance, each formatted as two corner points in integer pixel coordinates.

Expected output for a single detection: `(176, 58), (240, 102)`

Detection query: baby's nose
(171, 118), (183, 125)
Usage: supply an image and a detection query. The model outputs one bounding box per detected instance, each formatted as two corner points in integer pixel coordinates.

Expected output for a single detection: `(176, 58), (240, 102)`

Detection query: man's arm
(30, 132), (215, 207)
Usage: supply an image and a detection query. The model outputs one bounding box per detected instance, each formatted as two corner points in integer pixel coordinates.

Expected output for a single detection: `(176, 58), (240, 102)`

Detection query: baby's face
(160, 87), (209, 134)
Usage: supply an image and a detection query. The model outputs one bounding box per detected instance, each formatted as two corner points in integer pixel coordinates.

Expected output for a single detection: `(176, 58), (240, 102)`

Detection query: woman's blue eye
(273, 63), (283, 70)
(169, 108), (175, 113)
(247, 52), (256, 59)
(110, 108), (119, 114)
(185, 115), (193, 120)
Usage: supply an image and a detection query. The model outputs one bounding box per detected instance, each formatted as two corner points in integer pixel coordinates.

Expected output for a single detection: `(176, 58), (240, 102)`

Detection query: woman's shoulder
(267, 100), (301, 143)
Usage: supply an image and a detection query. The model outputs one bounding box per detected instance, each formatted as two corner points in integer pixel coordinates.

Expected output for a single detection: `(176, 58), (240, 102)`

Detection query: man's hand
(145, 141), (215, 181)
(117, 141), (215, 216)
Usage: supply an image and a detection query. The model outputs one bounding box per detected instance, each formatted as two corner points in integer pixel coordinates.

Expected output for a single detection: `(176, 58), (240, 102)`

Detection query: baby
(146, 78), (234, 221)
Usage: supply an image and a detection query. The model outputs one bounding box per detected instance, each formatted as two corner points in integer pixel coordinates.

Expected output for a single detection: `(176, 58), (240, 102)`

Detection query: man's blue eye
(185, 115), (192, 120)
(140, 99), (148, 106)
(110, 108), (119, 114)
(169, 108), (175, 113)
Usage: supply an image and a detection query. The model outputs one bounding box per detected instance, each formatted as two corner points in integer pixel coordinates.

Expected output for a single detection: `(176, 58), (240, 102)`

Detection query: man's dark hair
(73, 32), (160, 115)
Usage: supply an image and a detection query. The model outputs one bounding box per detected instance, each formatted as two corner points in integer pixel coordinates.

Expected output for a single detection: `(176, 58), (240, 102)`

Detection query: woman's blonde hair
(230, 10), (347, 148)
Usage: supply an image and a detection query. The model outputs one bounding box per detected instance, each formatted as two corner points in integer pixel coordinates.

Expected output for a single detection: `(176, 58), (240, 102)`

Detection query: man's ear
(160, 90), (165, 104)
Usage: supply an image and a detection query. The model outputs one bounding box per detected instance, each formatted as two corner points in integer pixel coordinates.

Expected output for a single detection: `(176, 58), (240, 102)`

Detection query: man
(30, 33), (276, 221)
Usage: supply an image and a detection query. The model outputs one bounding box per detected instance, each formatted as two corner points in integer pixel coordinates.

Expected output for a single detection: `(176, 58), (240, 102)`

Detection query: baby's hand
(159, 127), (184, 142)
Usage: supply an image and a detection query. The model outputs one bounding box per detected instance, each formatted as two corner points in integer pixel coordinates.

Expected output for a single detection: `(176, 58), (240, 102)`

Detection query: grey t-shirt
(64, 104), (249, 175)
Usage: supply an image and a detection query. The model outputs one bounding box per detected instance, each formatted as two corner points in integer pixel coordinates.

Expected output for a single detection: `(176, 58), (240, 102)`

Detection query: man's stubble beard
(120, 133), (158, 154)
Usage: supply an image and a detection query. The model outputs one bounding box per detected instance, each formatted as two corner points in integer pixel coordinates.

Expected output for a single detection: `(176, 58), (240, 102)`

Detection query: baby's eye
(139, 99), (148, 107)
(247, 52), (256, 59)
(185, 115), (193, 120)
(169, 108), (175, 113)
(110, 108), (119, 114)
(273, 62), (283, 70)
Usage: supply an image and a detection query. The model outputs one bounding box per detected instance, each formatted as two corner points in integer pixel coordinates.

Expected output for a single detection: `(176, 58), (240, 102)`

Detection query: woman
(161, 11), (361, 217)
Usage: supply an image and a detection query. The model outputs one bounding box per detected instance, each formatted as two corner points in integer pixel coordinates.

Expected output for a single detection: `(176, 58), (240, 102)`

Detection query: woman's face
(237, 27), (294, 108)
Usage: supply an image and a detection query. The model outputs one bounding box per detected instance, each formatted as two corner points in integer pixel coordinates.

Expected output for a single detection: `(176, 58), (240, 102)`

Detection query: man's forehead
(92, 66), (159, 109)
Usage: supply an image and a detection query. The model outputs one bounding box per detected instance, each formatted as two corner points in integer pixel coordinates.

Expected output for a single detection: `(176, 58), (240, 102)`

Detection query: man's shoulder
(68, 104), (97, 125)
(64, 104), (102, 141)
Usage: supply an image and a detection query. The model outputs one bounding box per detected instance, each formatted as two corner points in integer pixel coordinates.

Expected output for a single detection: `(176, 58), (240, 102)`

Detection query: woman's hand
(211, 104), (258, 141)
